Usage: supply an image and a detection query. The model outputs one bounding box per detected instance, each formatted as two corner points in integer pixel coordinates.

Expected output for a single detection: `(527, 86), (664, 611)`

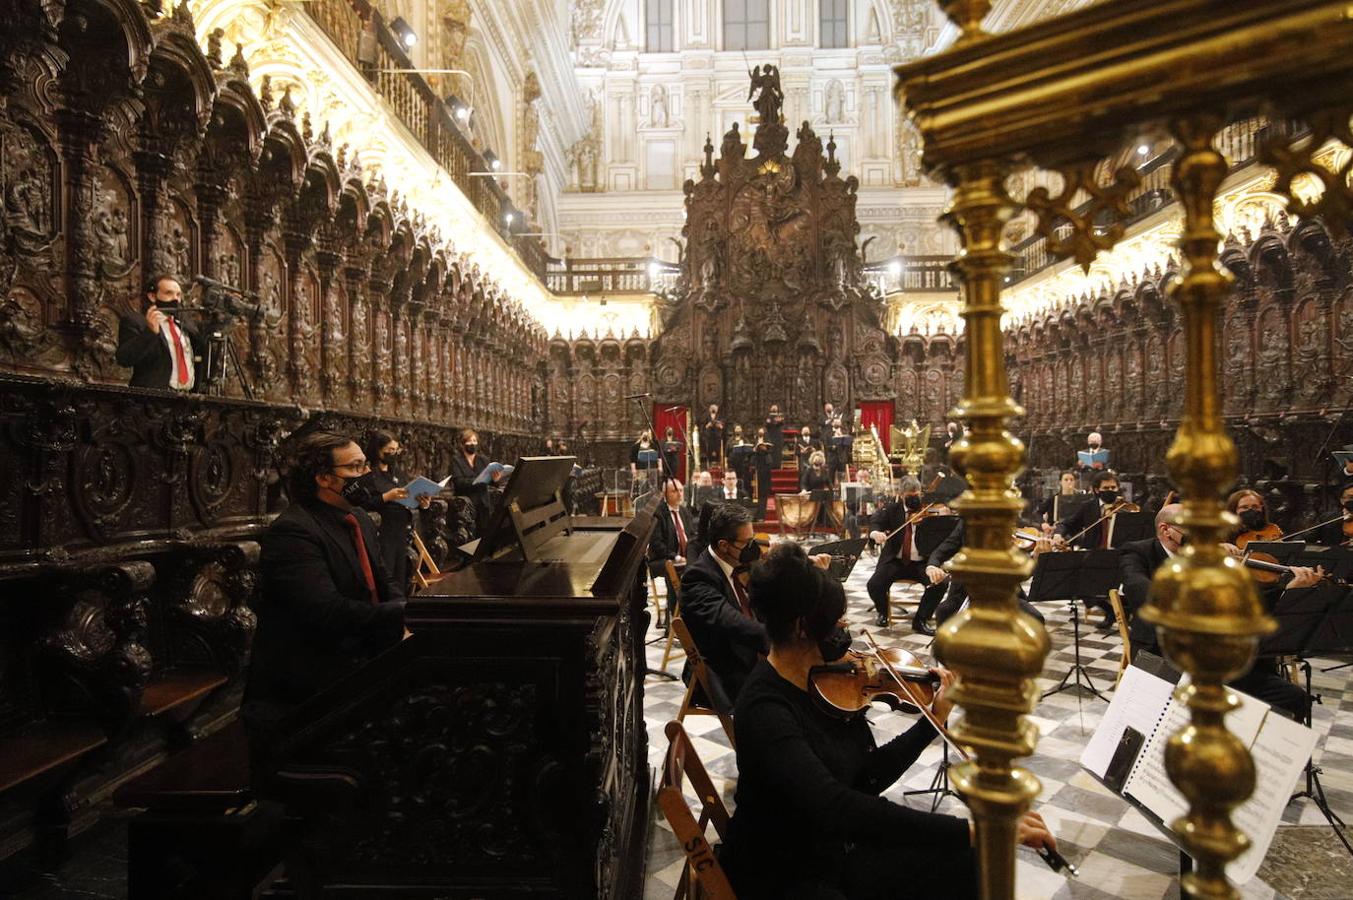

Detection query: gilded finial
(938, 0), (992, 45)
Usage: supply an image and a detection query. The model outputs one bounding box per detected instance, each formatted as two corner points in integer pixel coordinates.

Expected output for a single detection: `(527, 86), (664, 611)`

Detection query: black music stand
(808, 537), (869, 582)
(903, 740), (961, 813)
(1030, 549), (1122, 701)
(916, 515), (961, 559)
(1259, 581), (1353, 855)
(1109, 511), (1153, 546)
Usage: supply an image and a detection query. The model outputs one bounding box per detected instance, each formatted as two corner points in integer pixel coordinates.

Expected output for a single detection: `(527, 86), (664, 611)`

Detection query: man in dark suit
(1311, 482), (1353, 547)
(678, 503), (767, 711)
(243, 430), (407, 742)
(650, 478), (696, 599)
(1054, 469), (1125, 550)
(1122, 503), (1319, 720)
(866, 477), (949, 633)
(116, 275), (208, 390)
(718, 469), (747, 501)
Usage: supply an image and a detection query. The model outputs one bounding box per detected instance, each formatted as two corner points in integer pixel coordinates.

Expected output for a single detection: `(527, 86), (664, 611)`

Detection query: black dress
(357, 466), (415, 593)
(719, 660), (975, 900)
(753, 441), (775, 519)
(450, 452), (492, 537)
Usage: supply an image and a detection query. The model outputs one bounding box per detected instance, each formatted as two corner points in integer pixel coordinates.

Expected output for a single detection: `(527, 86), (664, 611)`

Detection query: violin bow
(859, 630), (1079, 878)
(1277, 513), (1348, 543)
(1063, 499), (1132, 547)
(881, 502), (937, 543)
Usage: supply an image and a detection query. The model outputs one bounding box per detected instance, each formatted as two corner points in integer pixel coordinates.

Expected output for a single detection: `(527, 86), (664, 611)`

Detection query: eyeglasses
(332, 459), (371, 473)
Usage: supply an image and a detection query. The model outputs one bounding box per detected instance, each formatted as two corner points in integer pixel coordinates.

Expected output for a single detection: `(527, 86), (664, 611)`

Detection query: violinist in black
(1311, 482), (1353, 547)
(719, 542), (1056, 900)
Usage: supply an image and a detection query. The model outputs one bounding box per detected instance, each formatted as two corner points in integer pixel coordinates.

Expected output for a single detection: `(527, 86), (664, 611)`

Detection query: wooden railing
(547, 258), (669, 295)
(300, 0), (547, 280)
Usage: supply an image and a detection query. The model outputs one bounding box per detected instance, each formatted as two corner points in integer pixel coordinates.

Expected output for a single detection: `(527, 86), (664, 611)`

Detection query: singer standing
(116, 275), (207, 391)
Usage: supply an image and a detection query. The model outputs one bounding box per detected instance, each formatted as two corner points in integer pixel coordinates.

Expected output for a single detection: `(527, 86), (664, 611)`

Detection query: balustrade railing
(300, 0), (546, 280)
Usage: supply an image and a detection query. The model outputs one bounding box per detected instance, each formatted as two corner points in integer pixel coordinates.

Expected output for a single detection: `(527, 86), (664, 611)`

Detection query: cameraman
(116, 274), (206, 391)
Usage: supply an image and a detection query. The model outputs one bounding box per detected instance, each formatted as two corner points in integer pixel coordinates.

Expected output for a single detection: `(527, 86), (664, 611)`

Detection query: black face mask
(729, 538), (762, 567)
(1343, 500), (1353, 514)
(337, 474), (374, 507)
(1238, 509), (1267, 531)
(381, 451), (401, 464)
(904, 495), (922, 511)
(464, 443), (478, 455)
(1098, 489), (1119, 504)
(1089, 442), (1100, 450)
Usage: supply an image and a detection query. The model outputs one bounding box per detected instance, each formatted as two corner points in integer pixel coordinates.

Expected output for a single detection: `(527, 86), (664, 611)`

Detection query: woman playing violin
(718, 542), (1056, 900)
(1225, 488), (1282, 550)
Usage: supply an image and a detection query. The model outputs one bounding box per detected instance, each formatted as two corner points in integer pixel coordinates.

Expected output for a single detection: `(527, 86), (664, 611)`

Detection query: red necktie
(165, 316), (189, 385)
(672, 507), (687, 555)
(901, 523), (913, 561)
(1099, 507), (1111, 548)
(342, 513), (379, 604)
(731, 576), (751, 617)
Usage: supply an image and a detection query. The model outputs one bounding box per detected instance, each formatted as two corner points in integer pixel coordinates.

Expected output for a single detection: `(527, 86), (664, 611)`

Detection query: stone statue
(824, 80), (845, 124)
(748, 65), (784, 125)
(649, 83), (669, 128)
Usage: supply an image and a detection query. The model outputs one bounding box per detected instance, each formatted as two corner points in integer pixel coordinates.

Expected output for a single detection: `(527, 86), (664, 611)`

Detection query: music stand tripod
(903, 740), (961, 813)
(1031, 549), (1122, 702)
(1261, 580), (1353, 855)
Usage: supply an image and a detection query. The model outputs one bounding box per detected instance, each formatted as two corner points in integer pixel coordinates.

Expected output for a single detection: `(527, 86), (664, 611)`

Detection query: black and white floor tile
(641, 550), (1353, 900)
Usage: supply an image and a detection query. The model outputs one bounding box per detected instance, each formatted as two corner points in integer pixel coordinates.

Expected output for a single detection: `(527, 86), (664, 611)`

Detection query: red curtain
(857, 401), (895, 453)
(653, 403), (689, 483)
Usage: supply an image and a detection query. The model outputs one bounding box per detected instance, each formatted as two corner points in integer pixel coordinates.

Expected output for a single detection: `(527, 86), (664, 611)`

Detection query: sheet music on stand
(1080, 654), (1319, 885)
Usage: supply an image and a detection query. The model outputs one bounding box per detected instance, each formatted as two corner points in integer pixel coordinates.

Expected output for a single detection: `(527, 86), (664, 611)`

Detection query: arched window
(724, 0), (770, 51)
(820, 0), (848, 48)
(646, 0), (675, 53)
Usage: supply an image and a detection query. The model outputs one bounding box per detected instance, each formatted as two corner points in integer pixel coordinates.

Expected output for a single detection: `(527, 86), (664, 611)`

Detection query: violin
(810, 646), (939, 717)
(1234, 522), (1282, 549)
(880, 502), (944, 542)
(1241, 551), (1351, 589)
(1061, 498), (1140, 548)
(808, 633), (1079, 878)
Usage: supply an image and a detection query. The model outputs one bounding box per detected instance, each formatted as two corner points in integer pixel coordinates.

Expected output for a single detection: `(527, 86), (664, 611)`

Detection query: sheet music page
(1126, 683), (1269, 827)
(1080, 665), (1175, 777)
(1227, 710), (1319, 884)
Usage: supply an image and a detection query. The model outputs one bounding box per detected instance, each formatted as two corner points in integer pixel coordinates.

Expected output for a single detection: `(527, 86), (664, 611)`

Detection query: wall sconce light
(390, 17), (417, 49)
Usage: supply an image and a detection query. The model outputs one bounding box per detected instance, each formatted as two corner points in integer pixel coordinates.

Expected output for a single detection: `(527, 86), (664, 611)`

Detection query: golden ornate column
(937, 160), (1049, 900)
(895, 3), (1353, 899)
(1139, 118), (1275, 900)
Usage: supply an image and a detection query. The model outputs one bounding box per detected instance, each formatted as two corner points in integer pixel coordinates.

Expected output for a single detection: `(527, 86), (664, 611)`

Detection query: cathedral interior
(1, 1), (1352, 898)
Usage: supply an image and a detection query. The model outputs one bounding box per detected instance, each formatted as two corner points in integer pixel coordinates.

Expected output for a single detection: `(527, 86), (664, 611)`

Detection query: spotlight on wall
(887, 259), (903, 278)
(444, 94), (472, 123)
(647, 261), (661, 279)
(484, 150), (501, 171)
(1137, 143), (1150, 156)
(504, 210), (516, 227)
(390, 17), (417, 49)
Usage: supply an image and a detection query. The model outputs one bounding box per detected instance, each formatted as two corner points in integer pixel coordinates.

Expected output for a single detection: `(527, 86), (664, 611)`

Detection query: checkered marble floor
(641, 550), (1353, 900)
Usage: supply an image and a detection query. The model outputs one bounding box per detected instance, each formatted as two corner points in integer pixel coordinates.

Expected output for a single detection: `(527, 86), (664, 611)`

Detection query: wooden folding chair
(670, 618), (736, 749)
(1108, 588), (1131, 688)
(659, 560), (686, 673)
(658, 721), (737, 900)
(411, 531), (441, 590)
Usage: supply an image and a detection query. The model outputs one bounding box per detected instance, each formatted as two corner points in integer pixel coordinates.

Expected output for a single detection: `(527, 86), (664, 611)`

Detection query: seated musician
(678, 503), (768, 710)
(718, 541), (1056, 900)
(796, 426), (819, 489)
(1311, 482), (1353, 547)
(450, 428), (498, 537)
(1122, 503), (1320, 720)
(1038, 470), (1081, 533)
(720, 468), (747, 501)
(866, 477), (949, 632)
(242, 430), (407, 743)
(1052, 469), (1127, 630)
(932, 518), (1047, 628)
(650, 478), (695, 600)
(801, 450), (832, 493)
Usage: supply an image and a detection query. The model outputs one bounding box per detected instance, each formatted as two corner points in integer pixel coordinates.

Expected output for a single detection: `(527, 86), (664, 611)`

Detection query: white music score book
(1081, 664), (1318, 884)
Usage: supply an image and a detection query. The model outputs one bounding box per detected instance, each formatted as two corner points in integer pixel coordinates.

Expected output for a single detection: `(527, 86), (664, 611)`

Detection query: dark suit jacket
(679, 549), (768, 709)
(927, 519), (964, 568)
(244, 500), (406, 727)
(871, 500), (921, 565)
(1120, 537), (1170, 652)
(650, 503), (696, 564)
(450, 452), (491, 533)
(1056, 498), (1116, 549)
(1311, 517), (1350, 548)
(116, 312), (207, 390)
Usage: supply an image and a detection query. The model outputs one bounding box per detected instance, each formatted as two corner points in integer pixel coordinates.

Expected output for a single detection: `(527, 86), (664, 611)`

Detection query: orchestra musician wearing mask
(717, 541), (1056, 900)
(1122, 504), (1320, 720)
(116, 275), (207, 391)
(1052, 470), (1131, 630)
(867, 478), (949, 633)
(1311, 483), (1353, 548)
(796, 426), (820, 490)
(765, 404), (786, 465)
(677, 504), (768, 710)
(355, 432), (431, 593)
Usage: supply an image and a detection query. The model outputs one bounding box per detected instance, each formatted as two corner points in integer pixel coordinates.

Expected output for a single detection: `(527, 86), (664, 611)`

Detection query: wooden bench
(0, 721), (107, 798)
(114, 719), (283, 898)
